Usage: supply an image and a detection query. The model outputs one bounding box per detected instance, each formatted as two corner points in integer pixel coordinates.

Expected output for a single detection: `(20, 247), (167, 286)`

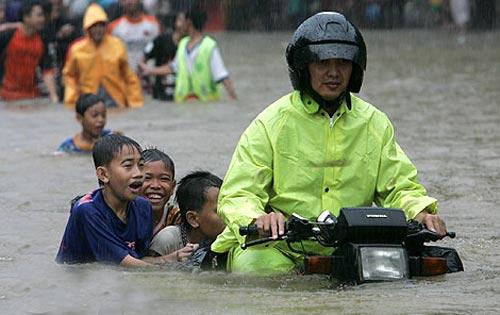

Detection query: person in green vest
(139, 6), (237, 102)
(210, 12), (449, 275)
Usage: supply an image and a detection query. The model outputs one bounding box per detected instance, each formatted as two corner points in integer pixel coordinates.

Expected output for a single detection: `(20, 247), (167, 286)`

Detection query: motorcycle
(238, 207), (463, 284)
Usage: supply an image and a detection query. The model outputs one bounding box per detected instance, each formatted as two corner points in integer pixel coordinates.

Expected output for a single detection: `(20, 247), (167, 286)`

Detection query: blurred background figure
(143, 12), (182, 101)
(140, 4), (237, 102)
(449, 0), (470, 34)
(62, 3), (143, 108)
(0, 0), (22, 31)
(42, 0), (80, 100)
(470, 0), (496, 30)
(64, 0), (89, 23)
(0, 0), (58, 102)
(287, 0), (308, 28)
(109, 0), (160, 74)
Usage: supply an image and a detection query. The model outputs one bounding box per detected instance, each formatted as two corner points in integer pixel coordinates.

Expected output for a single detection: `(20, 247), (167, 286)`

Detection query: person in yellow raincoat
(210, 12), (449, 275)
(62, 3), (143, 108)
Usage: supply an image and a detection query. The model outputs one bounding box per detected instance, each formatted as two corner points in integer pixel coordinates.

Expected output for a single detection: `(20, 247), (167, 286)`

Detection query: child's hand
(175, 243), (199, 262)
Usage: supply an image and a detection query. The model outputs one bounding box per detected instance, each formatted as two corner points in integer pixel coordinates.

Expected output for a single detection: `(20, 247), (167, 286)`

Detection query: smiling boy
(140, 148), (181, 237)
(56, 134), (177, 266)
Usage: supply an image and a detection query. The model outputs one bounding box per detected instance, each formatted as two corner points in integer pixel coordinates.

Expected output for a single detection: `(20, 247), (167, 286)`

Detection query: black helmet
(286, 12), (367, 93)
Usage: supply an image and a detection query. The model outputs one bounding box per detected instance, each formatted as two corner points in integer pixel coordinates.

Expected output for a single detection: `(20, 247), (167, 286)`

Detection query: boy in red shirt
(0, 0), (58, 102)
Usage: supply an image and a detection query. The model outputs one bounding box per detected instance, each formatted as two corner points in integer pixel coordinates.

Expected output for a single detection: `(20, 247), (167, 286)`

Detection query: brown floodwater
(1, 30), (500, 314)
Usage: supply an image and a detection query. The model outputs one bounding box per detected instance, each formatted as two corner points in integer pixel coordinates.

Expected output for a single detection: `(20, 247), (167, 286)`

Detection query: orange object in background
(203, 0), (225, 32)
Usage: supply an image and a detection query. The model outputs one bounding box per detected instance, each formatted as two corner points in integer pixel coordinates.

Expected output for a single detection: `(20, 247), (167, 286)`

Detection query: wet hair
(142, 148), (175, 178)
(176, 171), (222, 226)
(93, 134), (142, 167)
(20, 0), (43, 21)
(185, 5), (207, 31)
(75, 93), (104, 116)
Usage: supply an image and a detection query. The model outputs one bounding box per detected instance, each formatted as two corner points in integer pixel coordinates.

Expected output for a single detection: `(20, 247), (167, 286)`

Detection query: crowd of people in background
(223, 0), (497, 31)
(0, 0), (238, 106)
(0, 0), (497, 107)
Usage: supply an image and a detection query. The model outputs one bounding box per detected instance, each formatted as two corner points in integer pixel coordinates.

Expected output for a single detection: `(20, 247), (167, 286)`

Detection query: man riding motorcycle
(211, 12), (447, 275)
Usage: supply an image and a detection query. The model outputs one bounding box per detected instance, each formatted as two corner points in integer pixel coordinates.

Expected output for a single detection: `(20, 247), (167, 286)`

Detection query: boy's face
(193, 187), (225, 240)
(175, 13), (188, 36)
(77, 101), (106, 138)
(141, 160), (175, 213)
(97, 145), (145, 202)
(25, 5), (45, 31)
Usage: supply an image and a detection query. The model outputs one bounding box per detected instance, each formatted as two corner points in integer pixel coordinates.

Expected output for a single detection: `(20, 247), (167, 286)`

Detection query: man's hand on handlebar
(255, 212), (286, 239)
(415, 211), (447, 236)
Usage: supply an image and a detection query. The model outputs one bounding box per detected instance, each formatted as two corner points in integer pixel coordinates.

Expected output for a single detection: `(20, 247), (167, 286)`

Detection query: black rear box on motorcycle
(335, 208), (408, 244)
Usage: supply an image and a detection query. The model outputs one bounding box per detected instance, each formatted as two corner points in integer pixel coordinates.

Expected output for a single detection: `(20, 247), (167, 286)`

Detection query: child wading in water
(56, 93), (118, 154)
(56, 134), (181, 266)
(149, 171), (226, 262)
(140, 149), (181, 236)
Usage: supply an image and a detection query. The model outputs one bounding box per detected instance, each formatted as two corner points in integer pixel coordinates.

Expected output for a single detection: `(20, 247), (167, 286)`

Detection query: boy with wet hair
(140, 148), (181, 237)
(56, 134), (179, 266)
(149, 171), (226, 261)
(56, 93), (114, 154)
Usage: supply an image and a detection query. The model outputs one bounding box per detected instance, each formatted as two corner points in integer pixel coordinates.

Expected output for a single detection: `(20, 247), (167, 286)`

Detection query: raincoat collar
(298, 91), (351, 117)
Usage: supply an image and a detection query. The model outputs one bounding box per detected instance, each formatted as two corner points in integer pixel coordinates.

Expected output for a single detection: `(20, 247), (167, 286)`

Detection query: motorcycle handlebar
(240, 223), (456, 241)
(239, 225), (258, 236)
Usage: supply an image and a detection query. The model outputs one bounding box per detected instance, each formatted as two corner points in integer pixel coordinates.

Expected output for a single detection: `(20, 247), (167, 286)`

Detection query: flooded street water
(1, 30), (500, 314)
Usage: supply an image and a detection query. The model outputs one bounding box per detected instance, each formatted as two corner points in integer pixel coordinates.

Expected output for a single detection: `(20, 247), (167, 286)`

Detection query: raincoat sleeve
(62, 46), (80, 107)
(119, 44), (143, 108)
(374, 116), (438, 220)
(217, 118), (274, 245)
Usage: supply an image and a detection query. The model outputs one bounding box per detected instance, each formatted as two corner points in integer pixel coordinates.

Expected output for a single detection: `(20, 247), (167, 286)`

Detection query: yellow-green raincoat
(211, 91), (438, 275)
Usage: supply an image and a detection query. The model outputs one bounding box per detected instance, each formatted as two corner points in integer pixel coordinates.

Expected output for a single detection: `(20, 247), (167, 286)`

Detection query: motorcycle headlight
(359, 246), (409, 281)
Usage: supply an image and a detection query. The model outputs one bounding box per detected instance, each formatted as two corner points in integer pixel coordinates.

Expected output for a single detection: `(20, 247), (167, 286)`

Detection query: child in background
(56, 134), (179, 266)
(140, 148), (181, 237)
(0, 0), (58, 102)
(139, 5), (237, 102)
(149, 171), (226, 261)
(56, 93), (116, 154)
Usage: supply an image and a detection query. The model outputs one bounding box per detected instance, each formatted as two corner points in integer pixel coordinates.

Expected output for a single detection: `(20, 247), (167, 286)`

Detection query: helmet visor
(293, 42), (362, 69)
(308, 42), (361, 66)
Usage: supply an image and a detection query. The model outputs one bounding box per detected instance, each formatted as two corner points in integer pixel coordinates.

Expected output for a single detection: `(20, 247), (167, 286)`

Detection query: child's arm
(138, 61), (174, 76)
(120, 254), (151, 267)
(141, 243), (199, 265)
(222, 78), (237, 100)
